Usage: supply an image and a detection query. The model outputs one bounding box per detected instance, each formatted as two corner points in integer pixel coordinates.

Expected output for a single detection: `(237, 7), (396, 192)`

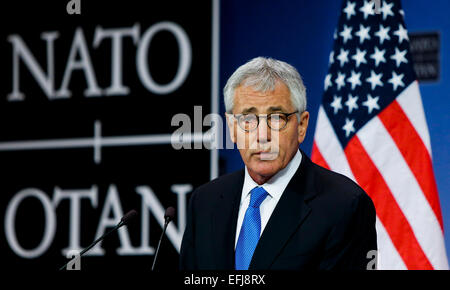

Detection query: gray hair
(223, 57), (307, 118)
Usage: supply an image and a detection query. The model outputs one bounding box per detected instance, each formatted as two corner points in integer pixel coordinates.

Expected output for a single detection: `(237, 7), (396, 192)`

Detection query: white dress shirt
(235, 149), (302, 248)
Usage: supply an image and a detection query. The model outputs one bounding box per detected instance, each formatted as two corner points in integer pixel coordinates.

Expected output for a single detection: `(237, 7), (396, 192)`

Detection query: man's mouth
(253, 150), (271, 154)
(252, 150), (279, 160)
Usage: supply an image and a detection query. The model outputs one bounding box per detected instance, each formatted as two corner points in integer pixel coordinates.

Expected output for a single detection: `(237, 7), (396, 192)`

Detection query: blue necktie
(235, 186), (269, 270)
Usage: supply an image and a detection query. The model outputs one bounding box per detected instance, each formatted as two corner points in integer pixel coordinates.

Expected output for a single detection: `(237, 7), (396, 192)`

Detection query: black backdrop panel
(0, 0), (216, 272)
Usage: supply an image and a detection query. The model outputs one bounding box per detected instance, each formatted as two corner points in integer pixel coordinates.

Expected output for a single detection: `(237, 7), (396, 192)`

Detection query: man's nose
(257, 117), (271, 143)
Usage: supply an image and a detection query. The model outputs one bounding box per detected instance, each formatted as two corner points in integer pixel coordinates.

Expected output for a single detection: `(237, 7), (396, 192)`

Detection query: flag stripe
(375, 217), (407, 270)
(311, 141), (330, 170)
(345, 135), (433, 269)
(356, 115), (446, 269)
(395, 81), (432, 156)
(313, 106), (356, 181)
(378, 99), (444, 231)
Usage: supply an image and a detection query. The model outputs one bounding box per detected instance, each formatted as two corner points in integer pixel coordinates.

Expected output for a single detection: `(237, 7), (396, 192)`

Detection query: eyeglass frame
(229, 110), (300, 132)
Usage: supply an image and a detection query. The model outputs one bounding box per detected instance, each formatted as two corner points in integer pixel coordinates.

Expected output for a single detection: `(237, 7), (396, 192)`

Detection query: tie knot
(249, 187), (268, 208)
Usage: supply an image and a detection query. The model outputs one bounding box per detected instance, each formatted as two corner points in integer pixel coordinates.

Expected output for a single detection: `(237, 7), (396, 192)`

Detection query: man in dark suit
(180, 57), (377, 270)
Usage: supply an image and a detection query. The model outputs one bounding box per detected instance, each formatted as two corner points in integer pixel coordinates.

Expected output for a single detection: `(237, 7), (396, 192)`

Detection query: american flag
(311, 0), (448, 269)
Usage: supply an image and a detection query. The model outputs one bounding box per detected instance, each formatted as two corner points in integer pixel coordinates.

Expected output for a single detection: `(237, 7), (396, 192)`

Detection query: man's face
(227, 80), (309, 181)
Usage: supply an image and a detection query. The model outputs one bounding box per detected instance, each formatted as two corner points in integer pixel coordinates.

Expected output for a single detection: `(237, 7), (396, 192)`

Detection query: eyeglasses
(232, 111), (299, 132)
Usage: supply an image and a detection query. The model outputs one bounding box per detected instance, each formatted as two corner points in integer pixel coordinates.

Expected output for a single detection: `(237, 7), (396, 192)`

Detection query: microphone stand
(59, 221), (124, 271)
(151, 217), (170, 271)
(58, 209), (137, 271)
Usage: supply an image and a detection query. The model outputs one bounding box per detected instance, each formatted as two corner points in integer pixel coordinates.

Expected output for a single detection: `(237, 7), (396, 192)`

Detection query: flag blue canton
(323, 0), (416, 148)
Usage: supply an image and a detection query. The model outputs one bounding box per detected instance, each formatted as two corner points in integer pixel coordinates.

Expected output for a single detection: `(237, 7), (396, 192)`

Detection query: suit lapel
(249, 151), (317, 270)
(211, 170), (244, 269)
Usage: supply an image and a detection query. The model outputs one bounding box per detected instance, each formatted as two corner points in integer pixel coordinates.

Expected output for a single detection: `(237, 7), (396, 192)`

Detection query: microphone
(59, 209), (138, 271)
(151, 206), (175, 271)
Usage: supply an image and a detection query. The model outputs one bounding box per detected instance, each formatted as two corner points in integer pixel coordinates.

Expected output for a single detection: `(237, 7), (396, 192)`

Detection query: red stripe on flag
(345, 136), (433, 270)
(311, 141), (331, 170)
(378, 100), (444, 231)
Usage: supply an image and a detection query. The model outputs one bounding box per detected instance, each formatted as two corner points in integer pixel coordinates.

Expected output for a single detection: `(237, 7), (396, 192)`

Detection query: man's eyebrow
(266, 106), (285, 113)
(240, 107), (257, 114)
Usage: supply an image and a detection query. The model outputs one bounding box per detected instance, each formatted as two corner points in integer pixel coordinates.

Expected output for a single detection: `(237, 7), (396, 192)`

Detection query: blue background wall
(218, 0), (450, 257)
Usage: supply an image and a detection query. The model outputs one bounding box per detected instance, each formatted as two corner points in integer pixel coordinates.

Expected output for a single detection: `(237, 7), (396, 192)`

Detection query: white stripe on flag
(375, 217), (407, 270)
(313, 106), (356, 181)
(396, 81), (432, 157)
(357, 116), (448, 269)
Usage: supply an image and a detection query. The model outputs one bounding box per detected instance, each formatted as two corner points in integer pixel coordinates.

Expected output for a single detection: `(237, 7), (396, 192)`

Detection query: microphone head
(164, 207), (175, 222)
(121, 209), (138, 225)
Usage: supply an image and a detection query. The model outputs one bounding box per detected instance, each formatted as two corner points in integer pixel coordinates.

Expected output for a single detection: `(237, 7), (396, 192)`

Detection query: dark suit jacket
(179, 150), (377, 270)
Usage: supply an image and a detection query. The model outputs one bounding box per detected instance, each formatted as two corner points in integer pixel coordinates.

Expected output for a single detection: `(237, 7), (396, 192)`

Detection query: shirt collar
(241, 149), (302, 204)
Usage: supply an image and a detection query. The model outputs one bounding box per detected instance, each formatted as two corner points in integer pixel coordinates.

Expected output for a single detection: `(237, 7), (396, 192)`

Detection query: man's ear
(225, 113), (237, 143)
(297, 111), (309, 144)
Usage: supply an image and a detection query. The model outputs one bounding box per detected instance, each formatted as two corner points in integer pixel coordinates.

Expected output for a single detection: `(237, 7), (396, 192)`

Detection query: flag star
(370, 46), (386, 67)
(329, 51), (334, 65)
(324, 74), (333, 90)
(339, 25), (353, 44)
(345, 94), (359, 113)
(330, 95), (343, 114)
(355, 24), (371, 44)
(343, 1), (356, 20)
(347, 70), (362, 90)
(399, 9), (405, 17)
(352, 48), (367, 67)
(366, 70), (383, 90)
(390, 47), (408, 67)
(362, 94), (380, 114)
(388, 71), (405, 91)
(336, 48), (349, 67)
(380, 1), (394, 20)
(359, 0), (375, 19)
(342, 118), (356, 137)
(393, 24), (409, 44)
(335, 72), (346, 90)
(375, 24), (391, 44)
